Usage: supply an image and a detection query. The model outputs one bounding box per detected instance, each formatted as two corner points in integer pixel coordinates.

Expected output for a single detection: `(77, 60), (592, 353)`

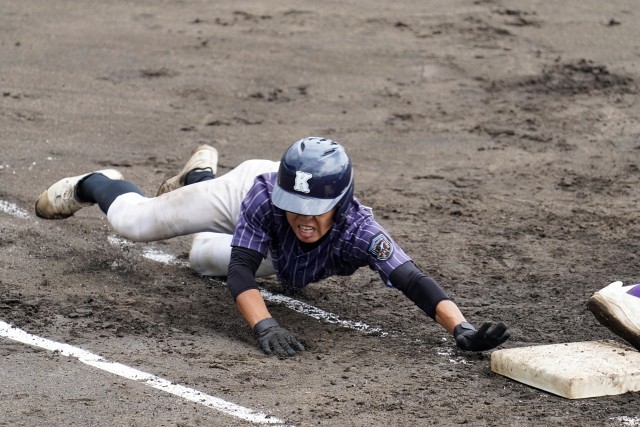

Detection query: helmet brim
(272, 183), (342, 216)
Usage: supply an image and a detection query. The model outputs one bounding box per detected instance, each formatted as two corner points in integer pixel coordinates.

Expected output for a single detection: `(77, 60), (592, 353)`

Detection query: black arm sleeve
(227, 246), (264, 299)
(389, 261), (451, 320)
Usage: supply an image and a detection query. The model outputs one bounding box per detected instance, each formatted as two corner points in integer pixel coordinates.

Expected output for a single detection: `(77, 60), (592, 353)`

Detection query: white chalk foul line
(108, 235), (392, 337)
(0, 320), (288, 426)
(4, 203), (390, 332)
(5, 203), (431, 346)
(613, 416), (640, 427)
(8, 208), (388, 337)
(259, 289), (389, 337)
(0, 200), (29, 218)
(108, 235), (191, 267)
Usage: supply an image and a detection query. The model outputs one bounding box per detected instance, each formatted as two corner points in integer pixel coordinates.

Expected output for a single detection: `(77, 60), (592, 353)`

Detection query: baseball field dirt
(1, 0), (640, 425)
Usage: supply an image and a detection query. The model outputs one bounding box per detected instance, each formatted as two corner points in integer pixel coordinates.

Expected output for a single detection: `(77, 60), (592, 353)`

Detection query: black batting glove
(253, 318), (306, 357)
(454, 321), (510, 352)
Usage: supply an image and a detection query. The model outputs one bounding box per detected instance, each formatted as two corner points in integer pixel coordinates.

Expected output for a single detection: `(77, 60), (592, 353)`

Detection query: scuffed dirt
(2, 0), (640, 426)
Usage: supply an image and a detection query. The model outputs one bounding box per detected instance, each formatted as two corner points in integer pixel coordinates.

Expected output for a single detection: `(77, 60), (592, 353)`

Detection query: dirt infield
(2, 0), (640, 425)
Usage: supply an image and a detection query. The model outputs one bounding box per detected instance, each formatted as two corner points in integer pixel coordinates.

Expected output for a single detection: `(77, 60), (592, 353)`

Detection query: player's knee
(189, 233), (232, 276)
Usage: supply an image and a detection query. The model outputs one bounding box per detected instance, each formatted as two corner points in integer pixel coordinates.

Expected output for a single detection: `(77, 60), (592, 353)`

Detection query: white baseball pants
(106, 159), (279, 277)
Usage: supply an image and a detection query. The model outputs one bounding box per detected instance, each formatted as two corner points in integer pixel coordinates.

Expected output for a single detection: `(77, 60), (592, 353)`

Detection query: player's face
(285, 208), (336, 243)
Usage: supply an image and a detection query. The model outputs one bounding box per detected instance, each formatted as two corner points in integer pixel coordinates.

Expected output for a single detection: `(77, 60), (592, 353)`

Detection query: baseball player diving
(36, 137), (511, 356)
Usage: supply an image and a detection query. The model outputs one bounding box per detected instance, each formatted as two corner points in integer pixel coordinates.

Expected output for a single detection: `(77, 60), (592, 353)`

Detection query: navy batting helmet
(272, 137), (354, 220)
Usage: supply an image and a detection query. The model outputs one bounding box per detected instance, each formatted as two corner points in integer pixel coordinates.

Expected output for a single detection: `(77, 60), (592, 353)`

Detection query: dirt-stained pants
(106, 159), (279, 277)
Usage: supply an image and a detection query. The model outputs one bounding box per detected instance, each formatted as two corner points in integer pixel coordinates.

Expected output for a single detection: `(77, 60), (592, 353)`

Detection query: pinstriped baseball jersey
(231, 172), (411, 291)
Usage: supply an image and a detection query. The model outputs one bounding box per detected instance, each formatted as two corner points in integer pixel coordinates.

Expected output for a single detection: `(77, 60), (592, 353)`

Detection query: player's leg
(588, 281), (640, 351)
(152, 150), (277, 276)
(34, 169), (138, 219)
(105, 158), (279, 241)
(35, 145), (218, 220)
(189, 232), (275, 277)
(36, 149), (280, 241)
(35, 143), (278, 241)
(157, 145), (218, 195)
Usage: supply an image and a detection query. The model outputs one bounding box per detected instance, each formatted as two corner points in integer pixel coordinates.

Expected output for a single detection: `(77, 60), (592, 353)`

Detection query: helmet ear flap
(334, 180), (355, 222)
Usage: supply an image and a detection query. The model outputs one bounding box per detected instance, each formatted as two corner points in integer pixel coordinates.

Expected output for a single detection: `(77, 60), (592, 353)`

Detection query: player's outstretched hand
(253, 318), (306, 356)
(454, 321), (510, 352)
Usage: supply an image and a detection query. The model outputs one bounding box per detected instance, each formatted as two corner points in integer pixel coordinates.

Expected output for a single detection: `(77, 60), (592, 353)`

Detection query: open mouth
(298, 225), (315, 237)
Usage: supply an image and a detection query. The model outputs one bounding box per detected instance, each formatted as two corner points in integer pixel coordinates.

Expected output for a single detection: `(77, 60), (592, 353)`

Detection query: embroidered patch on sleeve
(368, 232), (394, 261)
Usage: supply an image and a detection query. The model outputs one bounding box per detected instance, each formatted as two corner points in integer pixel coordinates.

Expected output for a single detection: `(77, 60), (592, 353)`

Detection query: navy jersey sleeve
(341, 212), (412, 286)
(231, 175), (274, 256)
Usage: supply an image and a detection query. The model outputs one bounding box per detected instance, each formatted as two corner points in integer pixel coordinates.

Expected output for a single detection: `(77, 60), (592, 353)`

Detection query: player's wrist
(253, 317), (278, 336)
(453, 322), (476, 337)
